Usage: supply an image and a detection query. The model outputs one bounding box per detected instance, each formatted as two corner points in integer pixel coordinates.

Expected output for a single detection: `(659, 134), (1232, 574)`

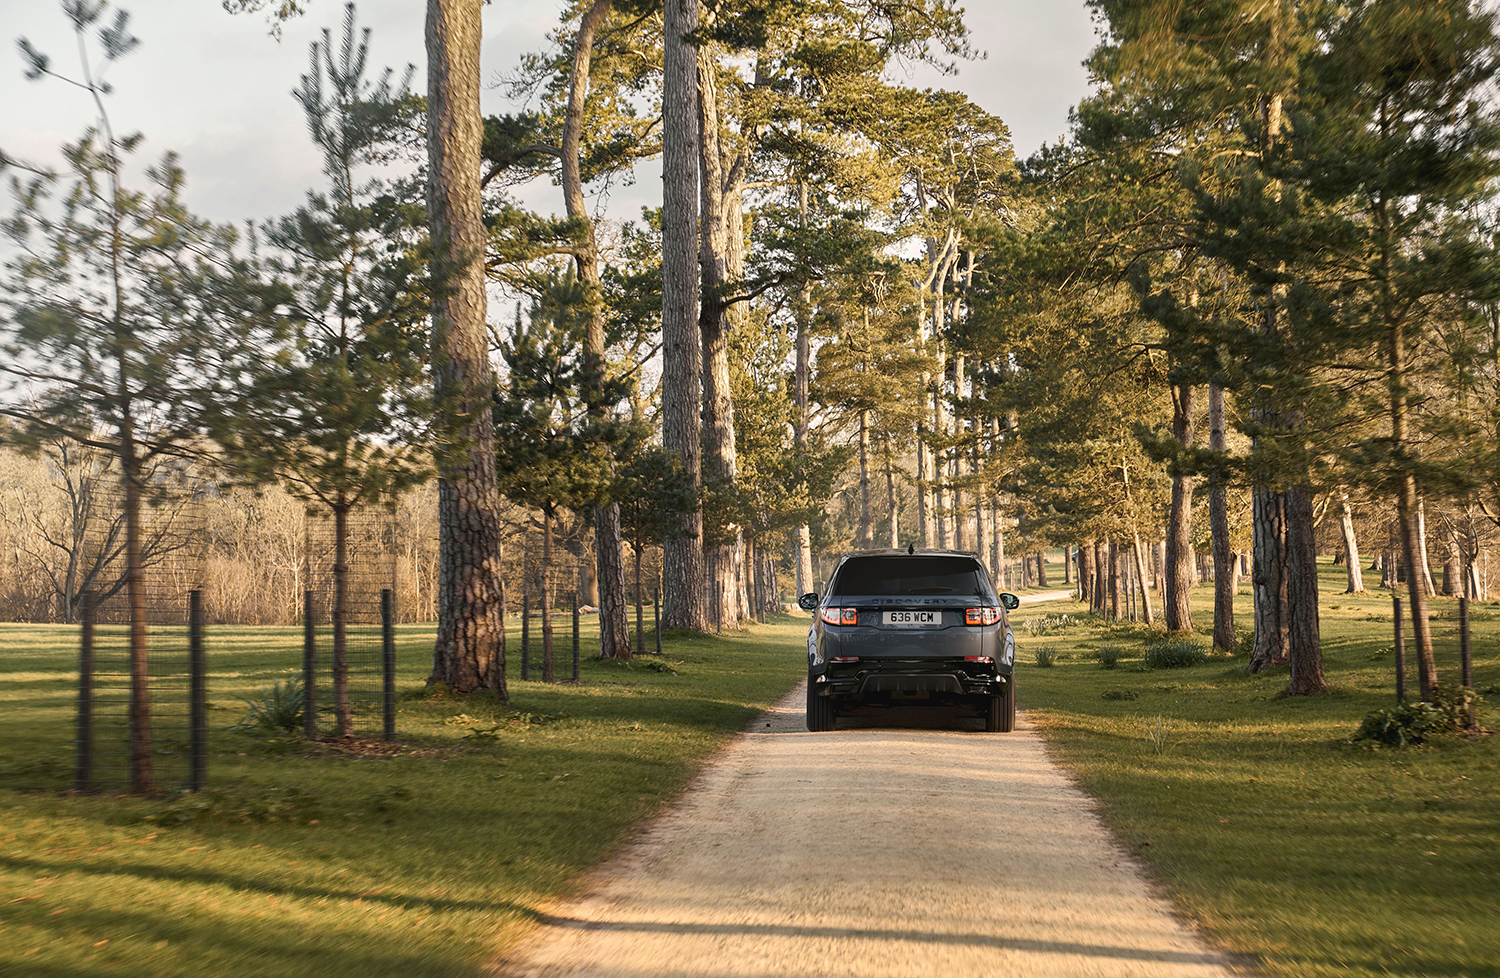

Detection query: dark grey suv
(798, 549), (1019, 732)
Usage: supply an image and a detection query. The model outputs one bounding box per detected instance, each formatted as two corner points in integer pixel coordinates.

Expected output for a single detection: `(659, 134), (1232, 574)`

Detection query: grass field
(1011, 561), (1500, 978)
(0, 614), (808, 977)
(5, 565), (1499, 978)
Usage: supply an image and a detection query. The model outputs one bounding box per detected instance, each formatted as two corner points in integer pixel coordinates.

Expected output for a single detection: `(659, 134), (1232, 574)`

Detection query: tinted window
(830, 556), (991, 597)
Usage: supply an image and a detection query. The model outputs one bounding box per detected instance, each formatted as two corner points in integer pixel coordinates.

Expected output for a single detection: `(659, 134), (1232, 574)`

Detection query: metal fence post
(74, 590), (95, 792)
(1393, 595), (1406, 704)
(381, 589), (397, 742)
(303, 590), (317, 739)
(572, 592), (580, 681)
(653, 587), (661, 655)
(189, 590), (207, 792)
(521, 592), (530, 681)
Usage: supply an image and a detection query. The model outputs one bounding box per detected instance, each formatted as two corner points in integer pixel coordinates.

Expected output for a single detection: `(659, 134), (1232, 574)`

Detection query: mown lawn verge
(0, 616), (807, 977)
(1014, 562), (1500, 978)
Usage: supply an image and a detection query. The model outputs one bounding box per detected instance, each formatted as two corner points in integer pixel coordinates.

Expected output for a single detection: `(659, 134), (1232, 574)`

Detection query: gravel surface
(491, 600), (1240, 978)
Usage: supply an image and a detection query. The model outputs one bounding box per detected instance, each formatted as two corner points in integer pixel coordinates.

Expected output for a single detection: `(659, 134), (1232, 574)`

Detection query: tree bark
(1339, 493), (1365, 594)
(660, 0), (706, 630)
(696, 48), (743, 630)
(1108, 539), (1121, 620)
(333, 503), (352, 735)
(1416, 496), (1435, 598)
(1165, 384), (1196, 631)
(542, 505), (555, 682)
(1077, 539), (1093, 606)
(1208, 384), (1235, 651)
(1248, 488), (1288, 672)
(793, 183), (814, 596)
(858, 408), (871, 549)
(427, 0), (506, 698)
(559, 0), (631, 659)
(884, 436), (899, 548)
(1285, 485), (1326, 694)
(1036, 550), (1048, 587)
(1132, 531), (1155, 626)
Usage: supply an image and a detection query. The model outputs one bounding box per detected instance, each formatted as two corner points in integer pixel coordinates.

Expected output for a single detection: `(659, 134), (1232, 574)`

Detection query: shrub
(1352, 700), (1450, 746)
(1033, 646), (1058, 668)
(230, 678), (305, 734)
(1025, 613), (1081, 636)
(1143, 636), (1209, 669)
(1095, 644), (1122, 669)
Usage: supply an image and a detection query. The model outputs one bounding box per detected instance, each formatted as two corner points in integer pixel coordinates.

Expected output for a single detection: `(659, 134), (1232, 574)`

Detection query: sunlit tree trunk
(1209, 384), (1235, 651)
(427, 0), (507, 697)
(660, 0), (706, 630)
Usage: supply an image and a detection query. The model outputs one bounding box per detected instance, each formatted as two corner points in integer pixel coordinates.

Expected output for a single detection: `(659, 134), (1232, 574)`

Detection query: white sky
(0, 0), (1099, 226)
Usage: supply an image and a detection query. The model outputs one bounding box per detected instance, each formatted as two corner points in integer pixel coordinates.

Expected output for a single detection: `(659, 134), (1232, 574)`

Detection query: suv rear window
(830, 556), (991, 597)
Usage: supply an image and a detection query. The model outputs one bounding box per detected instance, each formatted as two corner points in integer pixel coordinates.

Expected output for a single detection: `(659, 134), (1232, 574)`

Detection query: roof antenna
(907, 541), (915, 555)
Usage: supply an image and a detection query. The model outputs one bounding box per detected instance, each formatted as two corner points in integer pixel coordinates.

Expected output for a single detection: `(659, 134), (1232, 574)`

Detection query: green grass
(1012, 561), (1500, 978)
(0, 614), (808, 977)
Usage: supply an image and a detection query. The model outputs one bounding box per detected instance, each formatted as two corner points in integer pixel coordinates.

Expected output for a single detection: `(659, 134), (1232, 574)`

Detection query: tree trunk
(1285, 486), (1326, 694)
(1036, 551), (1048, 587)
(426, 0), (506, 698)
(793, 185), (814, 596)
(1248, 488), (1289, 672)
(1416, 497), (1435, 598)
(542, 506), (555, 682)
(122, 431), (153, 792)
(1132, 531), (1155, 626)
(660, 0), (706, 630)
(884, 437), (899, 548)
(697, 48), (743, 631)
(1092, 540), (1106, 614)
(1339, 494), (1365, 594)
(858, 409), (871, 549)
(1208, 384), (1235, 651)
(333, 503), (352, 735)
(1077, 539), (1093, 606)
(1108, 539), (1121, 620)
(1165, 384), (1196, 631)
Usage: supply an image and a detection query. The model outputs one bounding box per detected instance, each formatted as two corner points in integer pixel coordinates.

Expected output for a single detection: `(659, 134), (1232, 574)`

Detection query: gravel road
(491, 595), (1240, 978)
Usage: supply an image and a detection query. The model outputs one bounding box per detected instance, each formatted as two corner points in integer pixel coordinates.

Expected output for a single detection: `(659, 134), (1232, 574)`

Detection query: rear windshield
(830, 556), (991, 597)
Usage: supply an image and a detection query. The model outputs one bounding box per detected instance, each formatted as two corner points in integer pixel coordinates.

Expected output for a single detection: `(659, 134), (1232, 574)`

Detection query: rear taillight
(964, 656), (994, 663)
(965, 607), (1001, 626)
(820, 607), (859, 626)
(830, 656), (859, 663)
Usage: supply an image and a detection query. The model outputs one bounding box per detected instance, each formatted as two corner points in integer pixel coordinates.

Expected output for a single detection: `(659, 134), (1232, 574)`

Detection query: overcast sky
(0, 0), (1099, 226)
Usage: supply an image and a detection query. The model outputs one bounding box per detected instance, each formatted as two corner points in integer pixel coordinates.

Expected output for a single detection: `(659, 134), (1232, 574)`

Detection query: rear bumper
(814, 661), (1008, 699)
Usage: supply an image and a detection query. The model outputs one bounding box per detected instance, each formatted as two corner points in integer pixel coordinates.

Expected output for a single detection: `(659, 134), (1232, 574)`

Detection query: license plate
(882, 610), (940, 627)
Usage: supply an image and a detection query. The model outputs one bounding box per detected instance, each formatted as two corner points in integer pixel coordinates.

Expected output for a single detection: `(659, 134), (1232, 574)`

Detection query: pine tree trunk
(1077, 540), (1092, 605)
(858, 409), (871, 549)
(1093, 541), (1106, 614)
(542, 506), (555, 682)
(1132, 531), (1155, 625)
(884, 438), (899, 548)
(1285, 486), (1326, 694)
(122, 429), (153, 792)
(1209, 384), (1235, 651)
(333, 503), (352, 735)
(1339, 494), (1365, 594)
(794, 185), (814, 596)
(660, 0), (706, 630)
(696, 49), (743, 631)
(1108, 539), (1121, 620)
(1416, 497), (1435, 598)
(1165, 384), (1196, 631)
(1249, 489), (1289, 672)
(1036, 551), (1048, 587)
(427, 0), (506, 697)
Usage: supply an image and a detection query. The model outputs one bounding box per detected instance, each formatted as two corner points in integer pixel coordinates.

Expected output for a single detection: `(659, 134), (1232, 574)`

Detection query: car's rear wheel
(994, 678), (1016, 733)
(806, 679), (835, 732)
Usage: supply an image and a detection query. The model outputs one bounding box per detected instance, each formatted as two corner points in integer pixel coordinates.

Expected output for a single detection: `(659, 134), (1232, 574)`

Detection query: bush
(1033, 646), (1059, 668)
(230, 678), (305, 734)
(1353, 701), (1450, 747)
(1025, 613), (1081, 636)
(1143, 636), (1209, 669)
(1095, 644), (1122, 669)
(1351, 688), (1480, 747)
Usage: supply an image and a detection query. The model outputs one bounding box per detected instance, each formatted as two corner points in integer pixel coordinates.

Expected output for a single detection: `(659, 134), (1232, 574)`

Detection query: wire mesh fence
(77, 481), (206, 792)
(302, 505), (397, 740)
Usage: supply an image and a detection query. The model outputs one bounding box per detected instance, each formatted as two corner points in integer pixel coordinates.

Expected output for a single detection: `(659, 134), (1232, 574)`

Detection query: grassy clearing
(1012, 561), (1500, 978)
(0, 615), (808, 977)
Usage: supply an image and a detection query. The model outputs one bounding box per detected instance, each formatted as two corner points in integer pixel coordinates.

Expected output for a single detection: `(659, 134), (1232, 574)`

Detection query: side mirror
(999, 592), (1020, 611)
(797, 592), (819, 611)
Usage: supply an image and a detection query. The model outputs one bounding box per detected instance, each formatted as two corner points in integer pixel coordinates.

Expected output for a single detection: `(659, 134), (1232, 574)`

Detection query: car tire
(995, 678), (1016, 733)
(806, 679), (834, 732)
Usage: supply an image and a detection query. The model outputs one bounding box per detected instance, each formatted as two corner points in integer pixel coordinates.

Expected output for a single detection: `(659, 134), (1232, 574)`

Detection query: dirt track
(491, 595), (1239, 978)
